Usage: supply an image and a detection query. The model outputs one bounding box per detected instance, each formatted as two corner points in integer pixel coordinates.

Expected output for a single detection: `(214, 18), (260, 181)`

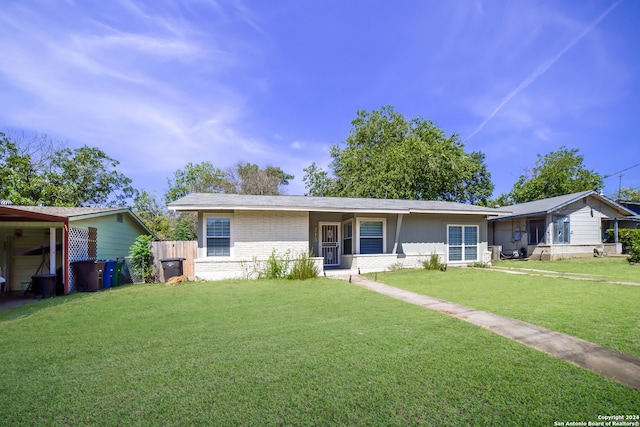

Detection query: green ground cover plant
(369, 264), (640, 358)
(0, 279), (637, 426)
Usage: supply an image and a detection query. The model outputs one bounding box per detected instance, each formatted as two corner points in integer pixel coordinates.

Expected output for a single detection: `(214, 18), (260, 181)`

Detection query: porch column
(614, 219), (619, 244)
(392, 214), (404, 254)
(49, 227), (56, 274)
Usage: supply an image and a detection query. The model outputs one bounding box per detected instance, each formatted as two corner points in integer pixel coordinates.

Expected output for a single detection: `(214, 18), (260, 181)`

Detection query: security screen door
(321, 223), (340, 267)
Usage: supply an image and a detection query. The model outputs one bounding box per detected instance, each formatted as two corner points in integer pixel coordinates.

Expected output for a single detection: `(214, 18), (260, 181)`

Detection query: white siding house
(489, 191), (635, 260)
(169, 194), (503, 281)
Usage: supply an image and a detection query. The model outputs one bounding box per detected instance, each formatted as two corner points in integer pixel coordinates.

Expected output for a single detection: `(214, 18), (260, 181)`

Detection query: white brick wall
(233, 210), (309, 259)
(195, 210), (311, 280)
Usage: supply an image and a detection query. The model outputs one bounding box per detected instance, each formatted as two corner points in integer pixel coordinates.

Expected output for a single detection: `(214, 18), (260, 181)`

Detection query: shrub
(605, 228), (640, 253)
(259, 249), (291, 279)
(628, 235), (640, 264)
(257, 250), (319, 280)
(129, 234), (155, 283)
(423, 252), (446, 271)
(287, 251), (319, 280)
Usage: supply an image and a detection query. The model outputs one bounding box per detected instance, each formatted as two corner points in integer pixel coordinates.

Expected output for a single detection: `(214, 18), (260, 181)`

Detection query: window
(343, 221), (353, 255)
(206, 217), (230, 256)
(359, 220), (384, 254)
(527, 219), (545, 245)
(448, 225), (478, 262)
(553, 215), (570, 244)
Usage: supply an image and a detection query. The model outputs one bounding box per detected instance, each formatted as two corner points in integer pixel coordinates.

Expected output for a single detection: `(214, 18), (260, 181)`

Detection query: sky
(1, 0), (639, 203)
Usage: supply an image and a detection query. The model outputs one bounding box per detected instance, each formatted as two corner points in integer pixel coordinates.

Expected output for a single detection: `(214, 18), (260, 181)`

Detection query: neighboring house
(619, 201), (640, 215)
(168, 193), (505, 280)
(0, 206), (152, 294)
(617, 201), (640, 229)
(488, 191), (636, 260)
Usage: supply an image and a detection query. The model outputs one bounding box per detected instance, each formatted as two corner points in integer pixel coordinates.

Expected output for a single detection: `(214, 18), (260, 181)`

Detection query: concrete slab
(342, 274), (640, 391)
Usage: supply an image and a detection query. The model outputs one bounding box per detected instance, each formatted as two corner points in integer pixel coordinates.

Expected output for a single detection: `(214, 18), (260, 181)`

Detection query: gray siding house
(0, 206), (152, 294)
(488, 191), (635, 260)
(168, 193), (505, 280)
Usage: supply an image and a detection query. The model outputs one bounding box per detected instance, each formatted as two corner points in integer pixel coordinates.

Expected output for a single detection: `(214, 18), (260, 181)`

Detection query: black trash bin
(160, 258), (185, 281)
(32, 274), (57, 298)
(71, 260), (106, 292)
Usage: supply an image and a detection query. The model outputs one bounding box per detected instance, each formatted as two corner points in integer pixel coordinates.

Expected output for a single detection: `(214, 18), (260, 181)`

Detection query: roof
(168, 193), (507, 216)
(0, 206), (124, 220)
(490, 191), (635, 221)
(0, 205), (153, 234)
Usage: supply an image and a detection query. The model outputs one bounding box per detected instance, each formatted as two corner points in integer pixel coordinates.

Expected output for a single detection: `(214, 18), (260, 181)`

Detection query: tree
(164, 162), (232, 204)
(303, 106), (493, 203)
(616, 186), (640, 202)
(165, 161), (294, 203)
(163, 161), (293, 240)
(303, 162), (335, 197)
(45, 146), (137, 207)
(228, 161), (294, 195)
(132, 190), (172, 239)
(0, 132), (136, 207)
(506, 146), (603, 204)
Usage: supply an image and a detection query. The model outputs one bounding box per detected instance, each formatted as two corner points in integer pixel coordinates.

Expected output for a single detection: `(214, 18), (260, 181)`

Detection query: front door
(320, 223), (340, 267)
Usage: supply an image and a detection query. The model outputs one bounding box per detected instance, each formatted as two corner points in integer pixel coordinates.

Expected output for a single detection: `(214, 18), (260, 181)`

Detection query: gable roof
(490, 191), (635, 221)
(168, 193), (507, 216)
(0, 205), (153, 234)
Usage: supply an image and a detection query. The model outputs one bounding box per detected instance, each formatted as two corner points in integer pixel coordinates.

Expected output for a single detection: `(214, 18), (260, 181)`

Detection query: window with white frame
(206, 217), (231, 256)
(553, 214), (570, 244)
(448, 225), (478, 262)
(359, 219), (385, 254)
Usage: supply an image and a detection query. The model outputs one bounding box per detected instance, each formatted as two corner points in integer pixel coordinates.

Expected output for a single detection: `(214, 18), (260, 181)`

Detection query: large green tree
(506, 146), (603, 204)
(303, 106), (493, 204)
(162, 161), (294, 240)
(0, 132), (136, 207)
(228, 162), (294, 195)
(616, 186), (640, 202)
(164, 162), (232, 204)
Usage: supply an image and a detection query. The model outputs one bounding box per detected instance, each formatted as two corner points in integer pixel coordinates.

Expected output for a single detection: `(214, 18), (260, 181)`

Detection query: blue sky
(1, 0), (638, 202)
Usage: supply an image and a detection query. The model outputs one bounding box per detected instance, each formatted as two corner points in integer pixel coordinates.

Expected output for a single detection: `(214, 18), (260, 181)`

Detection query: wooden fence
(150, 241), (197, 281)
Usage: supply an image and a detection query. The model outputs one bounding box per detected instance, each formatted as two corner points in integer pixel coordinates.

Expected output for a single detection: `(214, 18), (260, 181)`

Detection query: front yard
(0, 273), (638, 426)
(369, 258), (640, 358)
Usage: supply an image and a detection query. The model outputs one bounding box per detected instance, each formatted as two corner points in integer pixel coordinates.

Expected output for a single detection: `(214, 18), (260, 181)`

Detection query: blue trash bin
(103, 260), (117, 289)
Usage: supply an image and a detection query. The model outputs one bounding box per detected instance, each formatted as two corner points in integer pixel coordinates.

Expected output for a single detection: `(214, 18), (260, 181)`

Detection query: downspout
(392, 214), (403, 254)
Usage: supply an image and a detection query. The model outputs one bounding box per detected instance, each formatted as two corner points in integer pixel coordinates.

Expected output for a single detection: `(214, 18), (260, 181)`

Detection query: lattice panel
(67, 227), (95, 293)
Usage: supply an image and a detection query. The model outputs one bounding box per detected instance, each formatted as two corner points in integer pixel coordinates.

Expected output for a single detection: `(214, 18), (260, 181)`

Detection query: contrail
(466, 0), (623, 141)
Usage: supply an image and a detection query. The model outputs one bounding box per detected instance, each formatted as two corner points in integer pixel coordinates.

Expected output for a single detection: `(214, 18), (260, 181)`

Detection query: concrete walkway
(338, 274), (640, 391)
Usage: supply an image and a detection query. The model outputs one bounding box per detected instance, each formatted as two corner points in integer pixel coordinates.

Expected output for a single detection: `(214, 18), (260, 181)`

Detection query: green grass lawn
(368, 262), (640, 358)
(1, 279), (638, 426)
(494, 256), (640, 283)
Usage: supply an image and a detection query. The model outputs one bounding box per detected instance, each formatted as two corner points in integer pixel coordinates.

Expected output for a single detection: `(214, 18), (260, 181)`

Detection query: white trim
(447, 224), (479, 263)
(355, 217), (387, 255)
(203, 213), (234, 259)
